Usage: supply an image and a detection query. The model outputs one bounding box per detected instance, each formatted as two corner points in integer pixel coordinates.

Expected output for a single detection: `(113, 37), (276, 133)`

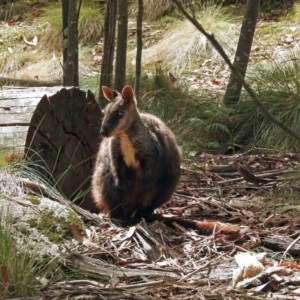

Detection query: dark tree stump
(25, 87), (103, 212)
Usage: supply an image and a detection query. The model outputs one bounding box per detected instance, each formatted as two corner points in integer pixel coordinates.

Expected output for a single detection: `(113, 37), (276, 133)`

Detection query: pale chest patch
(120, 134), (140, 169)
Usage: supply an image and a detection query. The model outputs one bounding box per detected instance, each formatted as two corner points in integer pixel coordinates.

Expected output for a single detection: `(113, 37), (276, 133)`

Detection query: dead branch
(237, 165), (269, 184)
(217, 169), (295, 185)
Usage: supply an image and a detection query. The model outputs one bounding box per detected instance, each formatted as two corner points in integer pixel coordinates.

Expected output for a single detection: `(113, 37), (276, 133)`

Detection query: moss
(277, 205), (300, 213)
(18, 226), (31, 235)
(67, 210), (85, 231)
(26, 195), (41, 205)
(28, 208), (84, 244)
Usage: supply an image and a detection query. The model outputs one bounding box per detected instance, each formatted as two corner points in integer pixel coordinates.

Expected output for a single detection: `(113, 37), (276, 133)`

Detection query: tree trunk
(224, 0), (260, 106)
(64, 0), (79, 87)
(74, 0), (81, 87)
(62, 0), (69, 85)
(114, 0), (128, 91)
(25, 88), (103, 212)
(135, 0), (143, 100)
(99, 0), (117, 107)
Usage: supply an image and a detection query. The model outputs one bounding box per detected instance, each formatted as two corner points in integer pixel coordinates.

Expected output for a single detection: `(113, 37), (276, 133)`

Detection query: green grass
(0, 153), (86, 297)
(129, 0), (178, 21)
(0, 0), (103, 76)
(0, 205), (60, 298)
(226, 50), (300, 151)
(80, 75), (100, 97)
(38, 1), (103, 52)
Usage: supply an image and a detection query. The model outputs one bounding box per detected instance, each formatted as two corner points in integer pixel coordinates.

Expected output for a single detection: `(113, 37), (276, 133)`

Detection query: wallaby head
(100, 85), (139, 137)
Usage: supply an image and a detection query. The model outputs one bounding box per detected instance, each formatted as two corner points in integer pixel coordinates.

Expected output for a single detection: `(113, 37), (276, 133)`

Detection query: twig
(52, 279), (103, 287)
(20, 179), (102, 225)
(178, 255), (222, 282)
(174, 193), (235, 215)
(280, 234), (300, 263)
(237, 164), (268, 184)
(217, 169), (295, 185)
(52, 279), (164, 291)
(114, 280), (164, 290)
(2, 194), (36, 208)
(6, 298), (40, 300)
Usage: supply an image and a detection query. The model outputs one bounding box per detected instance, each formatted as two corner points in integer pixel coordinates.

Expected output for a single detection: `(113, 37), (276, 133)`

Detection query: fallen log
(0, 76), (62, 87)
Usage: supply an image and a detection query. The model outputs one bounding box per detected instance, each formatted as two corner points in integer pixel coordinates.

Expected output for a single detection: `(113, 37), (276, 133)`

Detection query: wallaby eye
(111, 110), (123, 123)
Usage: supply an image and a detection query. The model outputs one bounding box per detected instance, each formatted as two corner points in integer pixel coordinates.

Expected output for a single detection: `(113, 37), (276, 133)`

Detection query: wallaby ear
(102, 86), (118, 102)
(122, 85), (135, 103)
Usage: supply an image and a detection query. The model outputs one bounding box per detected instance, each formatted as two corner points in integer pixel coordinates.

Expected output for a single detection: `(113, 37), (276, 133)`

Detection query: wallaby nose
(100, 127), (108, 137)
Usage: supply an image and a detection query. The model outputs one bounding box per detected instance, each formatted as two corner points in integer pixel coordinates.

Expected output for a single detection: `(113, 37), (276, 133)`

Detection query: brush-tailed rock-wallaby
(92, 85), (181, 224)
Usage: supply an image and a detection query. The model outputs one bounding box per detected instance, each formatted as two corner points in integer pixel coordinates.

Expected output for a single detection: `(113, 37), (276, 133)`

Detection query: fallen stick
(217, 169), (295, 185)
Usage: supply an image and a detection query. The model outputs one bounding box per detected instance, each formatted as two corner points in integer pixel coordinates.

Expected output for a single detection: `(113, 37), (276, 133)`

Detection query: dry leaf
(8, 21), (16, 26)
(211, 78), (220, 85)
(70, 224), (84, 243)
(169, 72), (179, 88)
(232, 252), (265, 287)
(1, 265), (9, 289)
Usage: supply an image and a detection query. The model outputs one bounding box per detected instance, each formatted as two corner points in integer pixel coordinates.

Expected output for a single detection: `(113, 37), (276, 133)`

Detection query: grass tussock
(0, 51), (38, 75)
(0, 161), (60, 298)
(78, 5), (103, 45)
(0, 1), (32, 22)
(0, 215), (58, 298)
(0, 154), (84, 297)
(0, 214), (38, 298)
(38, 26), (62, 53)
(131, 0), (176, 21)
(133, 0), (222, 21)
(38, 1), (103, 52)
(293, 2), (300, 17)
(142, 3), (239, 74)
(227, 50), (300, 151)
(0, 53), (61, 80)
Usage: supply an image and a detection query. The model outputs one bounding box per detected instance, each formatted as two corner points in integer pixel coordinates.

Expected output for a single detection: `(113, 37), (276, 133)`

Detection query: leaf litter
(24, 152), (300, 300)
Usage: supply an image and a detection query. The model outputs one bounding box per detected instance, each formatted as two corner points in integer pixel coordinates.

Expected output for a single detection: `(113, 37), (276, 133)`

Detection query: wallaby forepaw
(115, 178), (132, 191)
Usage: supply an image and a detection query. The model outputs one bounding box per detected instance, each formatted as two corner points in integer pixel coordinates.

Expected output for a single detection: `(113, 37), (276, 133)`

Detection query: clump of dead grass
(142, 4), (239, 74)
(131, 0), (175, 21)
(78, 5), (103, 45)
(0, 1), (32, 22)
(38, 26), (62, 53)
(131, 0), (205, 21)
(0, 51), (38, 75)
(38, 1), (103, 52)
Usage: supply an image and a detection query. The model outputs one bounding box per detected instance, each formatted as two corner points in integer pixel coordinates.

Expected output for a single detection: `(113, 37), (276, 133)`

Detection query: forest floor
(36, 151), (300, 300)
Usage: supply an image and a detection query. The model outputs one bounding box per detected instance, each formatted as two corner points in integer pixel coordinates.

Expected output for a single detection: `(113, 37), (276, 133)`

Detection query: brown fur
(91, 85), (182, 224)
